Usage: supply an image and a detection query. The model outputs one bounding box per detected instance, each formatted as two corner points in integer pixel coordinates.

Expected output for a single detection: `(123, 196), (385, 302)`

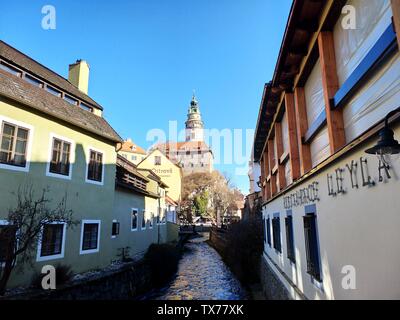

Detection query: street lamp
(365, 107), (400, 165)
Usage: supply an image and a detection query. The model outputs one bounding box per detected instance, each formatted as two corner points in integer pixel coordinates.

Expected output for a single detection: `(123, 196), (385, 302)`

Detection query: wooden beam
(391, 0), (400, 48)
(260, 156), (265, 201)
(284, 93), (300, 181)
(268, 139), (277, 195)
(294, 87), (312, 175)
(264, 149), (271, 200)
(318, 31), (346, 154)
(275, 123), (286, 191)
(293, 0), (336, 88)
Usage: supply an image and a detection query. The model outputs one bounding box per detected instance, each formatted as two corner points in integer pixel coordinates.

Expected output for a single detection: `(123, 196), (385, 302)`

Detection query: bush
(223, 217), (263, 284)
(31, 264), (74, 289)
(144, 243), (181, 287)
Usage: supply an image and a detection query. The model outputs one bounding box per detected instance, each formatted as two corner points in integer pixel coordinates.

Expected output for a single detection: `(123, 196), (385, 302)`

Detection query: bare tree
(181, 171), (242, 225)
(0, 184), (77, 296)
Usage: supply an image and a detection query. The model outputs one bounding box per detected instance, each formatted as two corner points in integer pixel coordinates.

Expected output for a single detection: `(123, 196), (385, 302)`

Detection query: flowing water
(141, 234), (248, 300)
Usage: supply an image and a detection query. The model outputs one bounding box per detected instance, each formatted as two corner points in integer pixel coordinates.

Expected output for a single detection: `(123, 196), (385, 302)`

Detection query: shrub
(31, 264), (74, 289)
(223, 217), (263, 284)
(144, 243), (181, 287)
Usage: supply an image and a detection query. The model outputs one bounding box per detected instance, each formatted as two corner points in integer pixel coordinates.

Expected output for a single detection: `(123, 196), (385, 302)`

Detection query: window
(272, 216), (281, 253)
(46, 85), (62, 97)
(149, 213), (154, 228)
(131, 209), (138, 231)
(87, 149), (104, 183)
(131, 155), (137, 161)
(64, 94), (78, 105)
(49, 137), (71, 177)
(266, 217), (271, 247)
(141, 211), (146, 230)
(263, 218), (266, 243)
(24, 74), (43, 87)
(37, 223), (66, 261)
(285, 215), (295, 263)
(0, 121), (29, 168)
(80, 220), (100, 254)
(154, 156), (161, 166)
(79, 103), (93, 112)
(112, 221), (120, 237)
(0, 222), (16, 264)
(0, 61), (21, 76)
(303, 212), (321, 282)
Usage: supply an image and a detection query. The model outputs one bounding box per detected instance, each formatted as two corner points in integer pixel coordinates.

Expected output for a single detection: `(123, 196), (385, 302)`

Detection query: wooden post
(294, 87), (312, 175)
(260, 156), (266, 201)
(318, 31), (346, 154)
(275, 123), (286, 190)
(285, 93), (300, 181)
(263, 149), (271, 200)
(392, 0), (400, 48)
(268, 139), (277, 195)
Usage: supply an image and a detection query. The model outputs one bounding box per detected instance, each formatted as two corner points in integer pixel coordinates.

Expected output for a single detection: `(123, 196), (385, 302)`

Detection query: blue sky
(0, 0), (292, 193)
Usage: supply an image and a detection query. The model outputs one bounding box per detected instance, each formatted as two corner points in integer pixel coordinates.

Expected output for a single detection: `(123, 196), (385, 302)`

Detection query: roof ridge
(0, 40), (102, 110)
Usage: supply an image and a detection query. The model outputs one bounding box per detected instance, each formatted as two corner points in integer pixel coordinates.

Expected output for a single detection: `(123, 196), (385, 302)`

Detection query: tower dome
(185, 94), (204, 142)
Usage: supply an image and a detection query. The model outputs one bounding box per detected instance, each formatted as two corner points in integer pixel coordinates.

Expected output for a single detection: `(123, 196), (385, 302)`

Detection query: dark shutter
(303, 214), (321, 282)
(285, 216), (295, 263)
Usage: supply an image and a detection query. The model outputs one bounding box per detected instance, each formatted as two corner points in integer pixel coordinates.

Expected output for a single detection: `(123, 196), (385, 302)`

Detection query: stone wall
(260, 256), (290, 300)
(2, 260), (152, 300)
(209, 228), (228, 254)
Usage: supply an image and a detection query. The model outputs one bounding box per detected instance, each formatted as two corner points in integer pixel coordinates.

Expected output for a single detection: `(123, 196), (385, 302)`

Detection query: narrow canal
(142, 234), (248, 300)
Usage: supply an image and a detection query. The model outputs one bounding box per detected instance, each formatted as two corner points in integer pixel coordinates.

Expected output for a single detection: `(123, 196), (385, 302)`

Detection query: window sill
(46, 170), (72, 180)
(80, 248), (99, 255)
(36, 253), (64, 262)
(85, 178), (104, 186)
(0, 163), (30, 173)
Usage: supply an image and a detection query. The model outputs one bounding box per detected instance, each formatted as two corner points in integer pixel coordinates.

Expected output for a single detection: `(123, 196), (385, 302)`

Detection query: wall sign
(283, 182), (320, 209)
(327, 157), (391, 197)
(152, 168), (173, 178)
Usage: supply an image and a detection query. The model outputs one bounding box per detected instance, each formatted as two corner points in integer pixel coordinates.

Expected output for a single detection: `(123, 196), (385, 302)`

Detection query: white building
(254, 0), (400, 300)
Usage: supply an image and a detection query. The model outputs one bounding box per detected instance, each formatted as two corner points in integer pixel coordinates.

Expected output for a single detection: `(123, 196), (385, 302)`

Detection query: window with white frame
(0, 121), (30, 168)
(131, 209), (138, 231)
(111, 220), (120, 238)
(86, 149), (104, 184)
(37, 222), (66, 261)
(48, 135), (73, 178)
(80, 220), (100, 254)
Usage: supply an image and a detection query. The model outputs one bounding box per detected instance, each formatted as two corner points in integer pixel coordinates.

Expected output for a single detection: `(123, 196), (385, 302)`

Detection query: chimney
(68, 60), (90, 94)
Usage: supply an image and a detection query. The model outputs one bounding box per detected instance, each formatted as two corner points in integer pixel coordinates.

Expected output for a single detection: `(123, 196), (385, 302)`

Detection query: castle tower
(185, 94), (204, 142)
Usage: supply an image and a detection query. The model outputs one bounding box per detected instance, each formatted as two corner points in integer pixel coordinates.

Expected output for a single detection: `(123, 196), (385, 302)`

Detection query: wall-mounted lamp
(365, 107), (400, 165)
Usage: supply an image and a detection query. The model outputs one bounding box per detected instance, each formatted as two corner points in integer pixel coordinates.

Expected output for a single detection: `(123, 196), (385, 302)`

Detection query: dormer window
(64, 94), (78, 106)
(0, 61), (21, 77)
(46, 86), (62, 97)
(80, 102), (93, 112)
(24, 74), (43, 88)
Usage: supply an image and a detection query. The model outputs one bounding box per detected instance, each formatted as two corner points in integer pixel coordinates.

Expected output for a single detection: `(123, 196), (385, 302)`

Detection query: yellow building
(137, 149), (182, 203)
(118, 138), (147, 165)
